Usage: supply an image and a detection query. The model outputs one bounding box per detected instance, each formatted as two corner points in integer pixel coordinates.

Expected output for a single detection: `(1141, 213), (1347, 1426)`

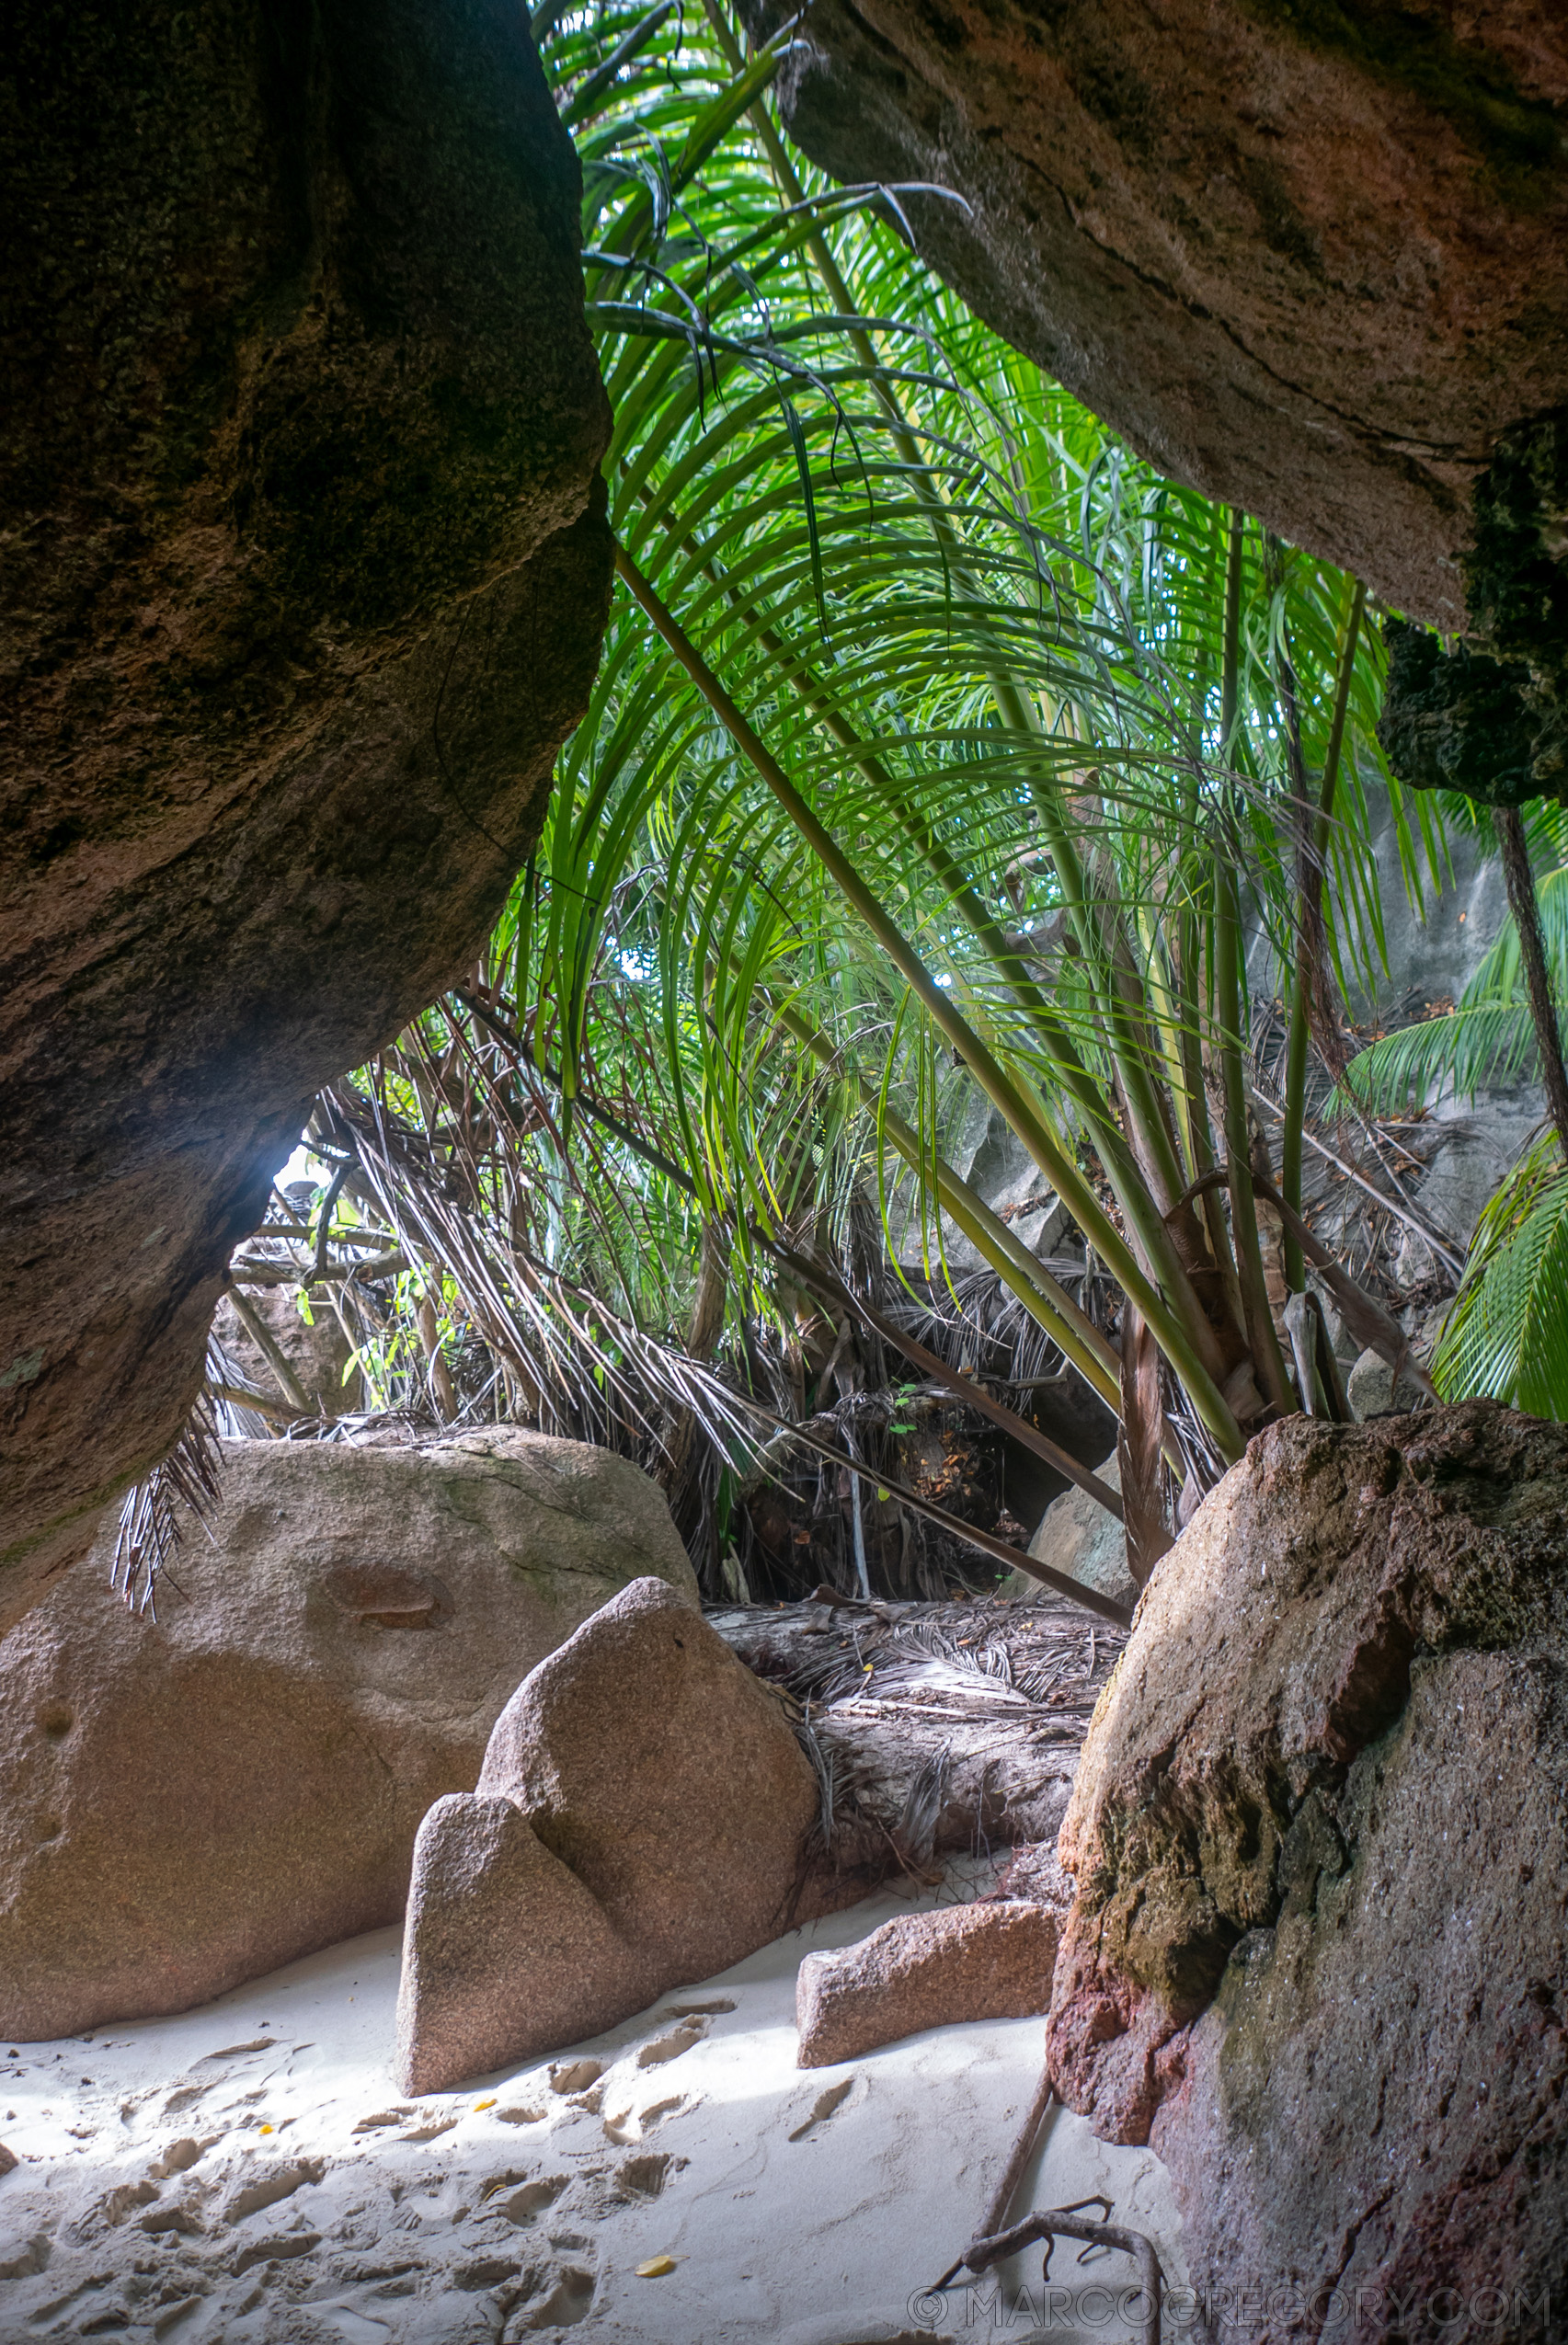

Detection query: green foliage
(498, 1), (1409, 1359)
(1435, 1134), (1568, 1418)
(1343, 866), (1568, 1115)
(327, 0), (1474, 1514)
(1345, 852), (1568, 1418)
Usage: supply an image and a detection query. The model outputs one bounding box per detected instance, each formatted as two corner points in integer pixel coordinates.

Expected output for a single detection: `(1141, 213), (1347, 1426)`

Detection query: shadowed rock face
(1047, 1402), (1568, 2319)
(1, 0), (613, 1613)
(741, 0), (1568, 632)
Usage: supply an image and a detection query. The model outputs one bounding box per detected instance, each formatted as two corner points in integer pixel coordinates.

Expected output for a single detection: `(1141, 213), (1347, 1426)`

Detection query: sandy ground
(0, 1868), (1184, 2344)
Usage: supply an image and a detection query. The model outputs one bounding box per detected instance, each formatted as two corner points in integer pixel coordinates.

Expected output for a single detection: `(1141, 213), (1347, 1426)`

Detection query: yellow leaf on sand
(474, 2098), (497, 2111)
(635, 2256), (676, 2278)
(258, 2124), (273, 2135)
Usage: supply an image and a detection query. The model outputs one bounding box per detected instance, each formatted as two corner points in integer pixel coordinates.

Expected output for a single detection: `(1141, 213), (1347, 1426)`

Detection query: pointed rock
(395, 1578), (819, 2094)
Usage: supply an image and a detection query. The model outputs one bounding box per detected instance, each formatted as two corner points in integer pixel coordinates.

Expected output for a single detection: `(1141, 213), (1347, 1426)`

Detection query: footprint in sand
(635, 2019), (706, 2069)
(97, 2178), (161, 2227)
(615, 2151), (684, 2201)
(161, 2082), (212, 2118)
(152, 2298), (208, 2339)
(495, 2175), (570, 2225)
(602, 2093), (691, 2148)
(225, 2157), (325, 2223)
(548, 2059), (602, 2095)
(140, 2202), (205, 2238)
(788, 2078), (855, 2142)
(230, 2228), (322, 2277)
(502, 2261), (595, 2335)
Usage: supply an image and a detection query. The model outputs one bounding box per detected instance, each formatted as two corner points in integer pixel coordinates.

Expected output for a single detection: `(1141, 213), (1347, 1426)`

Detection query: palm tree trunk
(1281, 578), (1364, 1288)
(1494, 805), (1568, 1163)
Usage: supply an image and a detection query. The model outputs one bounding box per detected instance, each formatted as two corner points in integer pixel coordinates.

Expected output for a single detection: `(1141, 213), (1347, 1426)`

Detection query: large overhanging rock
(741, 0), (1568, 635)
(1046, 1401), (1568, 2319)
(0, 1432), (698, 2042)
(0, 0), (613, 1619)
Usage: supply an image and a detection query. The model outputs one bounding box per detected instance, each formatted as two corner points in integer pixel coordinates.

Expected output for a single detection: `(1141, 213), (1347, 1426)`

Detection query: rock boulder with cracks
(1, 0), (613, 1619)
(1046, 1401), (1568, 2325)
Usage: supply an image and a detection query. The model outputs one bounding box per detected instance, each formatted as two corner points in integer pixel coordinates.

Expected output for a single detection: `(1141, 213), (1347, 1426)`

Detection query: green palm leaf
(1435, 1133), (1568, 1418)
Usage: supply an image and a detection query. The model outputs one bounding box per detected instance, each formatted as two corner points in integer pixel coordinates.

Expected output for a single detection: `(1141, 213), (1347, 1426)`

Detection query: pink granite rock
(396, 1577), (820, 2094)
(1047, 1401), (1568, 2322)
(795, 1900), (1059, 2068)
(0, 1431), (697, 2042)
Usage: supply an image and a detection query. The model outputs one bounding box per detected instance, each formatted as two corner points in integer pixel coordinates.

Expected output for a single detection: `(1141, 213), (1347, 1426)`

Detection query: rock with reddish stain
(1047, 1400), (1568, 2322)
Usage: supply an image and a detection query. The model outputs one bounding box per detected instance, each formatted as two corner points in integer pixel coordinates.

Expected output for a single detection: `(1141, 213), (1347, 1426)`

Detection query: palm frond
(1434, 1132), (1568, 1417)
(111, 1348), (226, 1614)
(1343, 1003), (1540, 1115)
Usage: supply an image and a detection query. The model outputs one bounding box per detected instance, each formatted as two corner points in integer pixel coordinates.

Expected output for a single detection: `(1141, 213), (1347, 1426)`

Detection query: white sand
(0, 1871), (1184, 2343)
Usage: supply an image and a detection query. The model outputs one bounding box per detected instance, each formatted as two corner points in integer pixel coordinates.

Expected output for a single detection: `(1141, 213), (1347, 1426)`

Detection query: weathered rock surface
(1001, 1457), (1133, 1617)
(1047, 1401), (1568, 2322)
(1, 0), (613, 1616)
(796, 1900), (1058, 2067)
(0, 1432), (696, 2040)
(396, 1577), (820, 2094)
(743, 0), (1568, 633)
(212, 1287), (363, 1419)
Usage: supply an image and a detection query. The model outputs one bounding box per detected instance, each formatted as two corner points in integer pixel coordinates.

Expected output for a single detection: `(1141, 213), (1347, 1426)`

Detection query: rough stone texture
(1001, 1456), (1133, 1616)
(795, 1900), (1059, 2067)
(0, 1431), (696, 2040)
(1382, 412), (1568, 807)
(1379, 618), (1546, 810)
(212, 1287), (362, 1418)
(742, 0), (1568, 634)
(396, 1577), (820, 2094)
(1, 0), (614, 1614)
(1046, 1401), (1568, 2323)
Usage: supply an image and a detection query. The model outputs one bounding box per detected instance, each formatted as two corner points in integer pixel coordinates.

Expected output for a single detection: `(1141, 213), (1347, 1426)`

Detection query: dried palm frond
(110, 1339), (229, 1615)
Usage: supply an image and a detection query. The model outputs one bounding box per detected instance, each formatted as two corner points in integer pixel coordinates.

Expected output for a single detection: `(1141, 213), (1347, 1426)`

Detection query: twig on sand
(930, 2058), (1054, 2293)
(953, 2206), (1166, 2345)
